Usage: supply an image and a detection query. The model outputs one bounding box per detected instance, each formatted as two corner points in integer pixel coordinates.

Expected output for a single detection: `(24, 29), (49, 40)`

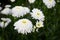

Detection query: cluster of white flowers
(32, 20), (44, 32)
(34, 21), (44, 32)
(43, 0), (56, 8)
(0, 0), (57, 34)
(12, 6), (30, 17)
(28, 0), (56, 8)
(0, 18), (11, 28)
(13, 8), (45, 34)
(1, 6), (30, 17)
(30, 8), (45, 32)
(0, 6), (45, 34)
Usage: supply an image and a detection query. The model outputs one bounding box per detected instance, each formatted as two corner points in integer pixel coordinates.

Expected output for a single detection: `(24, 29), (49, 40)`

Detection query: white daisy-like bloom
(28, 0), (35, 3)
(0, 7), (2, 10)
(1, 18), (11, 21)
(10, 0), (15, 2)
(12, 6), (30, 17)
(43, 0), (56, 8)
(23, 7), (30, 13)
(5, 5), (11, 8)
(36, 21), (44, 28)
(14, 19), (33, 34)
(1, 8), (11, 15)
(31, 8), (45, 21)
(0, 18), (11, 28)
(12, 6), (24, 17)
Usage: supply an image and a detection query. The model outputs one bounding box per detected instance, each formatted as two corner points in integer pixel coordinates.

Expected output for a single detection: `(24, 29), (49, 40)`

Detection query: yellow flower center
(22, 20), (27, 24)
(36, 22), (42, 28)
(36, 12), (40, 17)
(49, 0), (52, 2)
(37, 23), (40, 26)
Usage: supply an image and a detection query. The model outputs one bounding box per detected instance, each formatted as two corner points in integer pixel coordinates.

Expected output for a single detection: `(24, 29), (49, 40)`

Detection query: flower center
(37, 23), (40, 26)
(17, 7), (20, 9)
(22, 20), (27, 24)
(49, 0), (52, 2)
(36, 12), (40, 17)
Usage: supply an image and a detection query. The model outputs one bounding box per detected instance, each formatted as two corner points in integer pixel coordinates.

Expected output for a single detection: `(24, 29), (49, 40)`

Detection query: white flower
(43, 0), (56, 8)
(36, 28), (39, 32)
(24, 7), (30, 13)
(0, 18), (11, 28)
(10, 0), (15, 2)
(12, 6), (23, 17)
(0, 22), (4, 28)
(32, 25), (36, 32)
(14, 19), (33, 34)
(36, 21), (44, 28)
(0, 7), (2, 10)
(5, 5), (11, 8)
(31, 8), (45, 21)
(1, 8), (11, 15)
(12, 6), (30, 17)
(28, 0), (35, 3)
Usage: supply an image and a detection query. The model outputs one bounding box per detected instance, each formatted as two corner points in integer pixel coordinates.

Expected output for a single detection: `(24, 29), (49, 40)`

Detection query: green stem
(2, 28), (5, 40)
(21, 34), (23, 40)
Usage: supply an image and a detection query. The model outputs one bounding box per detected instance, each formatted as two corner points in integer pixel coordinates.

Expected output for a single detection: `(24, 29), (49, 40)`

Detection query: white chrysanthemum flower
(5, 5), (11, 8)
(31, 8), (45, 21)
(36, 21), (44, 28)
(1, 8), (11, 15)
(12, 6), (23, 17)
(0, 7), (2, 10)
(24, 7), (30, 13)
(12, 6), (30, 17)
(28, 0), (35, 3)
(10, 0), (15, 2)
(14, 19), (33, 34)
(43, 0), (56, 8)
(0, 18), (11, 28)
